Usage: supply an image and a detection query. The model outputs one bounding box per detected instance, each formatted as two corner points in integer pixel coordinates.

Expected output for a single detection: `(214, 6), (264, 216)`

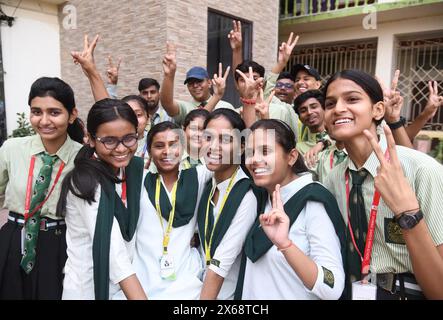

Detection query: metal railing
(396, 36), (443, 131)
(280, 0), (376, 18)
(287, 39), (377, 84)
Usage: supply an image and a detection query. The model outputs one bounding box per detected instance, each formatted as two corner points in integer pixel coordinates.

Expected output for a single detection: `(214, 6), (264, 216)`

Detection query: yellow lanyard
(204, 167), (239, 265)
(155, 176), (178, 255)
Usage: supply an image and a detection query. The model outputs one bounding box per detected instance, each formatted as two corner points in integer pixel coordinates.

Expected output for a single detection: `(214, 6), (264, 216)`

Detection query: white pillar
(375, 32), (395, 86)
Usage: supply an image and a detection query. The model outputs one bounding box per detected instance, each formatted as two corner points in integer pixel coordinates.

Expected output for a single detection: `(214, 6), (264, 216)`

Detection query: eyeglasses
(94, 133), (138, 150)
(275, 82), (294, 90)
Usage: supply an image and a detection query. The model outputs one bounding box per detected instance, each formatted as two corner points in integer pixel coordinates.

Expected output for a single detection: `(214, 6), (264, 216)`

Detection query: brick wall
(59, 0), (279, 120)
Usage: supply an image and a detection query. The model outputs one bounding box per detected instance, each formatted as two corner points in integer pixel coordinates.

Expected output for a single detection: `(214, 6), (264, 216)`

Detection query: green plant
(9, 112), (35, 138)
(431, 139), (443, 164)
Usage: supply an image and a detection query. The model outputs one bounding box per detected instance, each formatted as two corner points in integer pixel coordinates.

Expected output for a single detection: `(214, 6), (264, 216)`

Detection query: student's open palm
(259, 184), (291, 248)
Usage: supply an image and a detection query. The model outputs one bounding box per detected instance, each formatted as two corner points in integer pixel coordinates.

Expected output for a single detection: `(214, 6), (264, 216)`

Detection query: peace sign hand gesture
(363, 125), (419, 217)
(235, 67), (264, 100)
(423, 81), (443, 121)
(278, 32), (299, 67)
(212, 63), (231, 98)
(71, 34), (99, 77)
(378, 70), (404, 124)
(162, 42), (177, 77)
(255, 88), (274, 120)
(228, 20), (242, 51)
(259, 184), (291, 249)
(106, 55), (122, 85)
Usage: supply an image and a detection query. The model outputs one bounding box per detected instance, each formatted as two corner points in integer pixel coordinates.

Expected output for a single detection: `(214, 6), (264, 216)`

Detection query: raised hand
(378, 70), (404, 123)
(71, 34), (99, 76)
(255, 88), (273, 120)
(228, 20), (242, 51)
(259, 184), (291, 249)
(235, 67), (264, 100)
(212, 63), (231, 98)
(363, 125), (419, 217)
(106, 55), (122, 85)
(423, 81), (443, 120)
(162, 42), (177, 77)
(278, 32), (299, 67)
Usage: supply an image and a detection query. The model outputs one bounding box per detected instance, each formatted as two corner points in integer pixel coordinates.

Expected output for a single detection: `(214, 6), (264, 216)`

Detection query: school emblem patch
(322, 266), (334, 288)
(384, 217), (405, 245)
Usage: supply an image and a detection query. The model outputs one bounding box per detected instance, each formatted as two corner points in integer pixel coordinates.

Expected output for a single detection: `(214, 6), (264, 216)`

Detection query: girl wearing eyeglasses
(58, 99), (147, 300)
(0, 77), (84, 300)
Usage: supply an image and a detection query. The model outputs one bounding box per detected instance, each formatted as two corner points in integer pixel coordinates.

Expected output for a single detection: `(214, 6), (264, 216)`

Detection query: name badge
(352, 281), (377, 300)
(160, 254), (176, 281)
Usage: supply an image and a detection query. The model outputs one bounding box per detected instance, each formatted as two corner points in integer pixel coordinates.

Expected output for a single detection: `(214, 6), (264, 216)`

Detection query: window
(207, 9), (252, 107)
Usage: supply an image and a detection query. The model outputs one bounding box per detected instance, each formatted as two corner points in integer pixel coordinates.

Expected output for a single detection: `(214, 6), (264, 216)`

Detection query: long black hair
(250, 119), (308, 174)
(57, 99), (138, 216)
(323, 69), (384, 125)
(28, 77), (84, 144)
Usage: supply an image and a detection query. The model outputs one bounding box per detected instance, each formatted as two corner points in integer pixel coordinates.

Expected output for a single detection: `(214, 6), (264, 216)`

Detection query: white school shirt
(242, 173), (345, 300)
(200, 167), (257, 300)
(63, 179), (136, 300)
(116, 166), (213, 300)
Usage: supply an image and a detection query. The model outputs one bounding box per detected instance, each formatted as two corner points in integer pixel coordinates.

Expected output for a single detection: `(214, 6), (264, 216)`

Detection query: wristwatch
(394, 209), (423, 229)
(387, 116), (406, 130)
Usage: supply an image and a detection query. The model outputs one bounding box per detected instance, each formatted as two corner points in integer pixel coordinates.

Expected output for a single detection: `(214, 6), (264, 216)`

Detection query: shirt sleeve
(263, 72), (278, 99)
(209, 190), (257, 278)
(174, 100), (194, 126)
(0, 139), (10, 197)
(303, 200), (345, 300)
(414, 161), (443, 246)
(106, 84), (118, 99)
(69, 187), (135, 285)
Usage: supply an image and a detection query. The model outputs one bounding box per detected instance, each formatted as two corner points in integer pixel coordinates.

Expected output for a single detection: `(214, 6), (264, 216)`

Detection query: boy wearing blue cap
(160, 43), (235, 126)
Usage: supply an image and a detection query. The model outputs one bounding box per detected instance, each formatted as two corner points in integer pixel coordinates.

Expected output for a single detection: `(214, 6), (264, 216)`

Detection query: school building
(1, 0), (443, 152)
(280, 0), (443, 151)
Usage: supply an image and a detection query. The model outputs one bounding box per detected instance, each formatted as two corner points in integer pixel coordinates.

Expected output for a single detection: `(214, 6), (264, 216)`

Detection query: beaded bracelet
(240, 97), (257, 105)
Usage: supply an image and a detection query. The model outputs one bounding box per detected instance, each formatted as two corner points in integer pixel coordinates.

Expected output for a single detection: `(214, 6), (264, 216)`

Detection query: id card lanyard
(154, 176), (178, 256)
(204, 167), (239, 265)
(345, 150), (389, 278)
(24, 155), (65, 223)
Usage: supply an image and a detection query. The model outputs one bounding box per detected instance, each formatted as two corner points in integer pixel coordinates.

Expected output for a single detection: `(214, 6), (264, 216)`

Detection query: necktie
(316, 131), (327, 142)
(197, 101), (207, 109)
(205, 182), (216, 245)
(346, 169), (369, 286)
(334, 150), (347, 165)
(20, 153), (58, 274)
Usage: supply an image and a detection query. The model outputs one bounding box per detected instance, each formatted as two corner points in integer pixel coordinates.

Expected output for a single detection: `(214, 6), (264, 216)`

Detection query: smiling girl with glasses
(58, 99), (147, 300)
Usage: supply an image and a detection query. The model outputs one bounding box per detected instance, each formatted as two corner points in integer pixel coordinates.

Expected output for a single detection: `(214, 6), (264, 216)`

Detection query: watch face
(398, 211), (422, 229)
(398, 214), (415, 229)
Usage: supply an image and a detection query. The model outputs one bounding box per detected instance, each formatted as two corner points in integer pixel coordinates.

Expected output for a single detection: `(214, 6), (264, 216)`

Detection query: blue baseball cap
(184, 67), (209, 84)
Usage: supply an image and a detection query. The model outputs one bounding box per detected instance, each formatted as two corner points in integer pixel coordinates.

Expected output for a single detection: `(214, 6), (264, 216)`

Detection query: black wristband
(387, 116), (406, 130)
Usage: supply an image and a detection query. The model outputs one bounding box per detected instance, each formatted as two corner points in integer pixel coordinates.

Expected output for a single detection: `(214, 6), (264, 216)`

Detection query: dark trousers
(0, 218), (67, 300)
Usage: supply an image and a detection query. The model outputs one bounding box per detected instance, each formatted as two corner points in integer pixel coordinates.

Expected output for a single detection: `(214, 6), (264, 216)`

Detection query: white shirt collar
(268, 173), (314, 206)
(212, 166), (248, 192)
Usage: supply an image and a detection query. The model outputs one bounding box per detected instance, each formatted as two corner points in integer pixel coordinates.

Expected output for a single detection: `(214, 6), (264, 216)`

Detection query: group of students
(1, 21), (443, 300)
